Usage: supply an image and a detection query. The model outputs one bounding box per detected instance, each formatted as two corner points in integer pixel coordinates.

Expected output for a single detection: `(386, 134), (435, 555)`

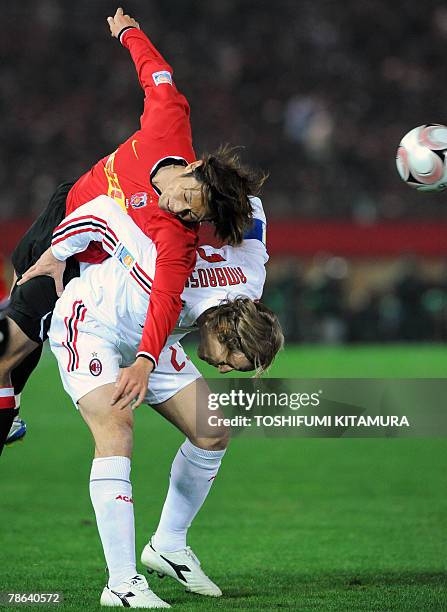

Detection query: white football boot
(100, 574), (170, 608)
(141, 537), (222, 597)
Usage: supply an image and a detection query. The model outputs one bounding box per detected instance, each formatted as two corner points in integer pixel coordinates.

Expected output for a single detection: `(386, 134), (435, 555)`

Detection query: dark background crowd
(2, 0), (447, 220)
(263, 255), (447, 343)
(2, 1), (447, 343)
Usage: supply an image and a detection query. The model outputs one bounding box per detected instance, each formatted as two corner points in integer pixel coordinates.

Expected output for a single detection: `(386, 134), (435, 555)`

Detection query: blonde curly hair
(202, 297), (284, 374)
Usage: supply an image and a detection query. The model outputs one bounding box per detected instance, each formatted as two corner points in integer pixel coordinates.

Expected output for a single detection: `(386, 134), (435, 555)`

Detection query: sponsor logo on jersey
(129, 192), (148, 209)
(152, 70), (173, 86)
(115, 495), (134, 504)
(89, 358), (102, 376)
(116, 244), (135, 270)
(104, 150), (127, 213)
(131, 139), (139, 159)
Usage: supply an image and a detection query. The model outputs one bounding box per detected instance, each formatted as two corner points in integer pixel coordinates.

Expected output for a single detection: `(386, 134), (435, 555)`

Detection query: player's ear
(186, 160), (203, 172)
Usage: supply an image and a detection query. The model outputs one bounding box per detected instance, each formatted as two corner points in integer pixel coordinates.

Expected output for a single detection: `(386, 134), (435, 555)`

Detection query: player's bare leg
(0, 318), (38, 455)
(78, 384), (134, 459)
(0, 318), (38, 387)
(78, 383), (169, 608)
(141, 378), (228, 597)
(152, 376), (230, 451)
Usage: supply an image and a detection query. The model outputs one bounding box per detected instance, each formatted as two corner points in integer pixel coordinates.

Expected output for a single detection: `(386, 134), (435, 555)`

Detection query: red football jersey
(65, 27), (199, 365)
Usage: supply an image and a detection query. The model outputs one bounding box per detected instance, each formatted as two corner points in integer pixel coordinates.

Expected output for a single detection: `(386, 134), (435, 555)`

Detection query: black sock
(0, 408), (17, 456)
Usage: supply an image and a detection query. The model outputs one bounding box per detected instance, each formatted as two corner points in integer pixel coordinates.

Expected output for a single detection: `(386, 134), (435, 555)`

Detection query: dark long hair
(191, 145), (267, 245)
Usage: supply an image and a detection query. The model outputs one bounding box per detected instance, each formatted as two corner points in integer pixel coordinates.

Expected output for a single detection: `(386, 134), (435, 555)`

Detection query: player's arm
(50, 196), (125, 260)
(17, 196), (131, 295)
(111, 223), (197, 411)
(108, 8), (170, 89)
(137, 224), (197, 365)
(48, 203), (196, 366)
(108, 8), (190, 136)
(242, 196), (267, 245)
(111, 262), (189, 411)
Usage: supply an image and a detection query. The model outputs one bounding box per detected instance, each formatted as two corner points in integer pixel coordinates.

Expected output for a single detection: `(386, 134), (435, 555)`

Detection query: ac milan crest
(89, 358), (102, 376)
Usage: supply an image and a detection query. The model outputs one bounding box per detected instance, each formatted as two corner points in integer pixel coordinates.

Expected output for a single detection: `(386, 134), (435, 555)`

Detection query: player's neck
(152, 165), (185, 192)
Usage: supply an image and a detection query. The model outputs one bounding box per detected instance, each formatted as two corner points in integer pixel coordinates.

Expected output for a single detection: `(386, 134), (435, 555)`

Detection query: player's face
(158, 162), (209, 223)
(197, 326), (253, 373)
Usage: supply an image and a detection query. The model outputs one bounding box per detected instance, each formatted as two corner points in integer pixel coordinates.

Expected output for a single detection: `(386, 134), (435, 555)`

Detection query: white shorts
(49, 304), (201, 407)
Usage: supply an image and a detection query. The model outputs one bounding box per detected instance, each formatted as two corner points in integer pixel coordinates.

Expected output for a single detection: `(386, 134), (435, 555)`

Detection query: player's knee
(89, 413), (134, 457)
(192, 426), (230, 451)
(0, 349), (11, 374)
(79, 397), (134, 447)
(0, 321), (14, 367)
(208, 433), (230, 451)
(110, 416), (134, 444)
(0, 318), (38, 370)
(0, 332), (15, 383)
(101, 408), (134, 435)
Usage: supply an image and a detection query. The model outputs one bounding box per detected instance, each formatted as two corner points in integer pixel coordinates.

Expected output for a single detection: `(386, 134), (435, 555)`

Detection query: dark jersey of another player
(64, 27), (198, 366)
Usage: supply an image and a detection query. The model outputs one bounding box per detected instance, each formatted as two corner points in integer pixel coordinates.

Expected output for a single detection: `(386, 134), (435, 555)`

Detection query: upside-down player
(0, 7), (265, 454)
(23, 193), (282, 607)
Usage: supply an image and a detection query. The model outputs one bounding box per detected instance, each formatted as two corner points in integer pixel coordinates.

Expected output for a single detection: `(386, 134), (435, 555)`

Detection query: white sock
(152, 439), (226, 552)
(89, 456), (136, 588)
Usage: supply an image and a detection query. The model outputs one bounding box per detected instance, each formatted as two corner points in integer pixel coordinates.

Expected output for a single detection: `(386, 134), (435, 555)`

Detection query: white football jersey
(50, 196), (158, 362)
(49, 195), (268, 364)
(170, 196), (268, 342)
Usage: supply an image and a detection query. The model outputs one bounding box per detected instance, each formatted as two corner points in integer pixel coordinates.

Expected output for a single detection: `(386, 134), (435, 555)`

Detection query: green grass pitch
(1, 345), (447, 610)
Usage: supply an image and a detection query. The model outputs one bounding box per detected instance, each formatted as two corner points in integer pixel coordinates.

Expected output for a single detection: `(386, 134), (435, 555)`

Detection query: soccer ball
(396, 124), (447, 192)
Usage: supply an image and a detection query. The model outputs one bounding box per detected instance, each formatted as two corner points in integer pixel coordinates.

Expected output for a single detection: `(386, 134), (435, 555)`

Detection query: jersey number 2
(169, 346), (186, 371)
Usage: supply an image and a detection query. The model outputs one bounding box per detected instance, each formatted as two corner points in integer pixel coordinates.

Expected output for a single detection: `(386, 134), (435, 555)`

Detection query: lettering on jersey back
(185, 266), (247, 289)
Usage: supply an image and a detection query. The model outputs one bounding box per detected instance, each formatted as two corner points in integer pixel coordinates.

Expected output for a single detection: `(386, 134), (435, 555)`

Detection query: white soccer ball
(396, 124), (447, 192)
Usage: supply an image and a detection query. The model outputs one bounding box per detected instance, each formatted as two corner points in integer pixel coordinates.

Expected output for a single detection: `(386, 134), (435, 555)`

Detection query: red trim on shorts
(62, 300), (87, 372)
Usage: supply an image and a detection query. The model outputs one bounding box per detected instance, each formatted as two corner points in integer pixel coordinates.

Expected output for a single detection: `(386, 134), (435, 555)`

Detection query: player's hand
(107, 7), (140, 38)
(17, 247), (66, 297)
(111, 357), (154, 410)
